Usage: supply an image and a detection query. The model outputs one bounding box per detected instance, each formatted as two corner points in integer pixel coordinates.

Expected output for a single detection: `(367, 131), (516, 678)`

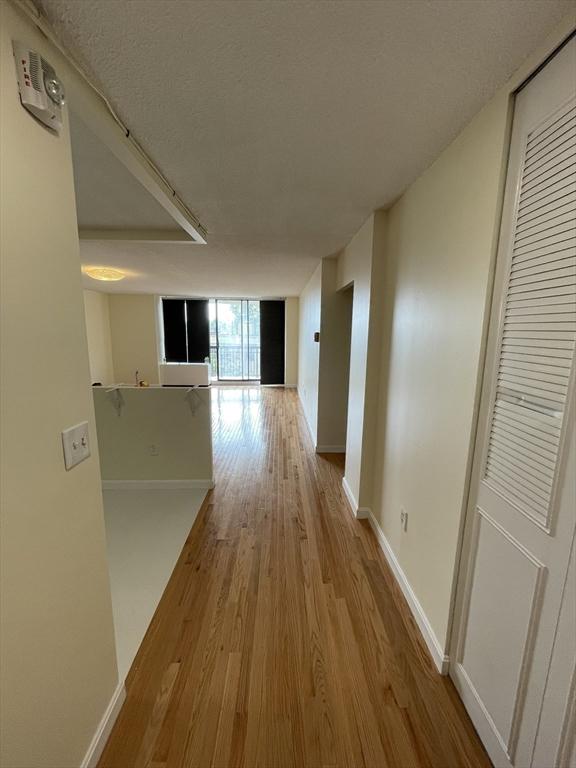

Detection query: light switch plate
(62, 421), (90, 470)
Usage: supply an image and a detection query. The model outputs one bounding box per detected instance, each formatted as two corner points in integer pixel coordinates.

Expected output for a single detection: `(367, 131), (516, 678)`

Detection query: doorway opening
(316, 280), (354, 455)
(209, 299), (261, 382)
(339, 284), (354, 458)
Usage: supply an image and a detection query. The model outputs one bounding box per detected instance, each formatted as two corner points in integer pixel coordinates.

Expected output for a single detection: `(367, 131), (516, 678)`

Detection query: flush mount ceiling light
(83, 266), (126, 282)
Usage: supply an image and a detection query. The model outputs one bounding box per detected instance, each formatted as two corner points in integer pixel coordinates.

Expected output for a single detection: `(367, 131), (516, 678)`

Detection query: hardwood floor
(98, 386), (491, 768)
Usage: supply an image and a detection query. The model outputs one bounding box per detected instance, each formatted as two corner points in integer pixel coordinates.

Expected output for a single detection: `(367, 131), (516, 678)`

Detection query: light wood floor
(99, 387), (491, 768)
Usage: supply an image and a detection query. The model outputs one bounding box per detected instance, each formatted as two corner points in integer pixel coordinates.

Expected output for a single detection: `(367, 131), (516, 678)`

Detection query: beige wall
(369, 15), (576, 654)
(102, 293), (298, 387)
(109, 293), (160, 385)
(325, 19), (575, 659)
(301, 17), (576, 660)
(298, 264), (322, 444)
(371, 91), (511, 651)
(0, 4), (119, 766)
(316, 260), (353, 451)
(93, 387), (213, 482)
(84, 289), (115, 385)
(84, 290), (160, 386)
(284, 297), (299, 387)
(335, 214), (386, 509)
(298, 259), (357, 453)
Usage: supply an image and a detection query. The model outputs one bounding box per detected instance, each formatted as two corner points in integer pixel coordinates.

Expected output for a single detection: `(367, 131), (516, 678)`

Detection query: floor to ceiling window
(209, 299), (260, 381)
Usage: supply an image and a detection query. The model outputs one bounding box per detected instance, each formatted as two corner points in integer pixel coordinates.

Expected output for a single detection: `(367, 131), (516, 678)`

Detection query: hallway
(98, 387), (490, 768)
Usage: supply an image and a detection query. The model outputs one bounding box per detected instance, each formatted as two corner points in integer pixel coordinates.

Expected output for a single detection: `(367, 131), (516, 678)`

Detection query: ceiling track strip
(11, 0), (208, 243)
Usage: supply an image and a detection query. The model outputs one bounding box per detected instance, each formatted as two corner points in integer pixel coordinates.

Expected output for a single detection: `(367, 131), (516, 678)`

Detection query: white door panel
(451, 36), (576, 768)
(531, 541), (575, 768)
(460, 508), (545, 755)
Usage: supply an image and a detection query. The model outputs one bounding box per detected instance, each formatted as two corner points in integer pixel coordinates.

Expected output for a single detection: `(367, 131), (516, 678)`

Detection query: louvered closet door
(451, 38), (576, 768)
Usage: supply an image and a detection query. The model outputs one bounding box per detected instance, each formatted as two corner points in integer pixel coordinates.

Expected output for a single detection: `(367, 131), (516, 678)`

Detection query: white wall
(284, 297), (299, 387)
(93, 387), (213, 483)
(0, 4), (119, 766)
(84, 289), (115, 384)
(109, 293), (160, 385)
(298, 264), (322, 444)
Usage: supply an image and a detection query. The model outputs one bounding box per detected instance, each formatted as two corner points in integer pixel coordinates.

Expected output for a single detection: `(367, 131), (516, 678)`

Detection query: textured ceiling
(41, 0), (573, 297)
(79, 237), (321, 298)
(70, 111), (177, 230)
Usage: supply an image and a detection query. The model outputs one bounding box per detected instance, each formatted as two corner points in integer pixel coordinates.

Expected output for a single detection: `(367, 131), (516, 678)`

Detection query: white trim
(79, 229), (194, 242)
(342, 476), (358, 512)
(341, 477), (370, 519)
(81, 682), (126, 768)
(366, 510), (450, 674)
(316, 445), (346, 453)
(303, 416), (317, 449)
(557, 667), (576, 768)
(451, 662), (512, 766)
(102, 479), (215, 491)
(297, 391), (318, 450)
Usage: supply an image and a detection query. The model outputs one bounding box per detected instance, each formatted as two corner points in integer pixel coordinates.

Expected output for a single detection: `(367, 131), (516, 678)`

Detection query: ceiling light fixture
(83, 266), (126, 282)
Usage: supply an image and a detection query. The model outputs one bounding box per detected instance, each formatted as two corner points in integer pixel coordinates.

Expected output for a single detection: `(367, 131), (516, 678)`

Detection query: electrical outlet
(149, 444), (159, 456)
(400, 508), (408, 532)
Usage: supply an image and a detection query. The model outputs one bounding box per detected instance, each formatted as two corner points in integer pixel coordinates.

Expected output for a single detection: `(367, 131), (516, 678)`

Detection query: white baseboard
(102, 479), (215, 491)
(297, 393), (318, 450)
(316, 445), (346, 453)
(81, 681), (126, 768)
(341, 477), (370, 519)
(365, 510), (449, 675)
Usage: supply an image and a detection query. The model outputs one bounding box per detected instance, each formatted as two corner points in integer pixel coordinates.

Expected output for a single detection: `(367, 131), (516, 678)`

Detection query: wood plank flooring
(98, 386), (491, 768)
